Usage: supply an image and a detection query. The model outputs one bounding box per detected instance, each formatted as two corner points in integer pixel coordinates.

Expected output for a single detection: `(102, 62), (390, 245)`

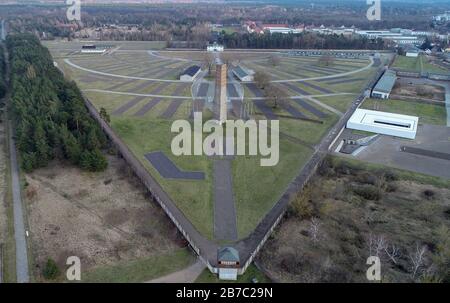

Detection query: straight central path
(213, 159), (238, 241)
(8, 121), (30, 283)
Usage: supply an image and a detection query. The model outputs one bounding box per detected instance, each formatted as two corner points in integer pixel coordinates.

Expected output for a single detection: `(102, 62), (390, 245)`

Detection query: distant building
(81, 44), (106, 54)
(179, 65), (201, 82)
(347, 109), (418, 140)
(433, 11), (450, 23)
(217, 247), (240, 281)
(232, 65), (254, 82)
(262, 24), (302, 34)
(207, 42), (224, 52)
(405, 46), (420, 58)
(371, 69), (397, 99)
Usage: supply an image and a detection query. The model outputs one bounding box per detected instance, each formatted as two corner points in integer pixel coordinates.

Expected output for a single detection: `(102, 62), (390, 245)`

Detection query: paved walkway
(8, 121), (29, 283)
(213, 159), (238, 241)
(146, 258), (205, 283)
(305, 96), (344, 116)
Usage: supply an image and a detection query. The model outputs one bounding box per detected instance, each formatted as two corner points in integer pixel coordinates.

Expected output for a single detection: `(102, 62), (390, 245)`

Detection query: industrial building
(347, 109), (418, 140)
(179, 65), (201, 82)
(371, 69), (397, 99)
(232, 65), (254, 82)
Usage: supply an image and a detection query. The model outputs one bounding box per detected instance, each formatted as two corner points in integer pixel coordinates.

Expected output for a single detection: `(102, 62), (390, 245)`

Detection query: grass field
(112, 117), (215, 238)
(314, 95), (356, 113)
(361, 98), (447, 125)
(82, 249), (194, 283)
(392, 55), (448, 74)
(233, 138), (313, 238)
(45, 42), (375, 243)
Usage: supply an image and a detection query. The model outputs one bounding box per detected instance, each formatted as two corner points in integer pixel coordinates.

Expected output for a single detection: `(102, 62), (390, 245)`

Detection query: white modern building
(179, 65), (201, 82)
(207, 42), (224, 52)
(81, 44), (106, 54)
(371, 69), (397, 99)
(347, 109), (418, 139)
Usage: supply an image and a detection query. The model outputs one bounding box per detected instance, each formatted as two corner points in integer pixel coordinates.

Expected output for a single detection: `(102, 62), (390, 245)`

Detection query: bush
(356, 172), (378, 185)
(42, 258), (60, 280)
(423, 189), (435, 200)
(352, 185), (381, 201)
(291, 193), (313, 219)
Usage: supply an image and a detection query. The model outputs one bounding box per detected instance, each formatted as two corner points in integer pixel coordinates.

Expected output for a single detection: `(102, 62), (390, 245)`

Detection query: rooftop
(233, 65), (251, 78)
(181, 65), (201, 77)
(373, 69), (397, 94)
(218, 247), (240, 262)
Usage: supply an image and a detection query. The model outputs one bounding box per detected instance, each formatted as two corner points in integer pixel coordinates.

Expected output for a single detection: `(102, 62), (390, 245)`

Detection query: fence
(82, 95), (220, 271)
(80, 56), (383, 276)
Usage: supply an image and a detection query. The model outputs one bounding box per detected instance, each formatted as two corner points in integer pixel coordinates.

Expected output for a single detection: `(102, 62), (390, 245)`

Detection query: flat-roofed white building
(207, 42), (224, 52)
(347, 109), (418, 139)
(81, 44), (106, 54)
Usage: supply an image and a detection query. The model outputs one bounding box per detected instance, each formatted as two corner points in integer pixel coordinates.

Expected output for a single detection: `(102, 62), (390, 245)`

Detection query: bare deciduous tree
(367, 233), (387, 258)
(409, 243), (428, 279)
(318, 55), (335, 67)
(203, 53), (215, 76)
(264, 83), (288, 109)
(254, 71), (270, 89)
(268, 55), (281, 66)
(385, 244), (401, 264)
(309, 217), (321, 244)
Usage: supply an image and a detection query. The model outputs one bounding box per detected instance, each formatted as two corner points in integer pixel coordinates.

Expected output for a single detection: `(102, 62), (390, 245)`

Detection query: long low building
(371, 69), (397, 99)
(180, 65), (201, 81)
(347, 109), (418, 139)
(232, 65), (254, 82)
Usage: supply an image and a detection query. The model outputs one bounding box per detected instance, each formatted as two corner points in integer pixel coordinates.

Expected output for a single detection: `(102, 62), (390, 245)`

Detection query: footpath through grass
(82, 248), (194, 283)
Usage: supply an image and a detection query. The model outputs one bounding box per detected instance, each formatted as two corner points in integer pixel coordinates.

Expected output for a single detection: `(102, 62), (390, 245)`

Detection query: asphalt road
(8, 121), (30, 283)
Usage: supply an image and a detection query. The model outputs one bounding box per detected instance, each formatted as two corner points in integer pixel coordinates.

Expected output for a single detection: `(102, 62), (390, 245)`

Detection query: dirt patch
(392, 82), (445, 101)
(258, 159), (450, 282)
(26, 155), (186, 281)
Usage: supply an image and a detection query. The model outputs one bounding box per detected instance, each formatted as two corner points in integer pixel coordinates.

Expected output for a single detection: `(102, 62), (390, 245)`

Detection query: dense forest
(217, 32), (385, 50)
(1, 2), (449, 43)
(6, 34), (108, 172)
(0, 45), (6, 99)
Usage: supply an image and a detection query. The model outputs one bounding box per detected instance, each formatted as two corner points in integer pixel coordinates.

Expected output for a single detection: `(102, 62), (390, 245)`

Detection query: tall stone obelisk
(215, 62), (227, 124)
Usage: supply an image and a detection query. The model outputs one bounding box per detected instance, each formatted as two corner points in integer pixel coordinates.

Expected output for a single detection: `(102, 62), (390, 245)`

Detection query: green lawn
(361, 98), (447, 125)
(82, 249), (194, 283)
(392, 55), (448, 73)
(314, 94), (355, 113)
(112, 117), (214, 239)
(195, 264), (270, 283)
(233, 137), (313, 238)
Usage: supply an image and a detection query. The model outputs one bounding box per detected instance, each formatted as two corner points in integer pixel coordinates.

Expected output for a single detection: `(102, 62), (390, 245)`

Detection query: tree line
(0, 45), (6, 99)
(218, 32), (385, 50)
(6, 34), (108, 172)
